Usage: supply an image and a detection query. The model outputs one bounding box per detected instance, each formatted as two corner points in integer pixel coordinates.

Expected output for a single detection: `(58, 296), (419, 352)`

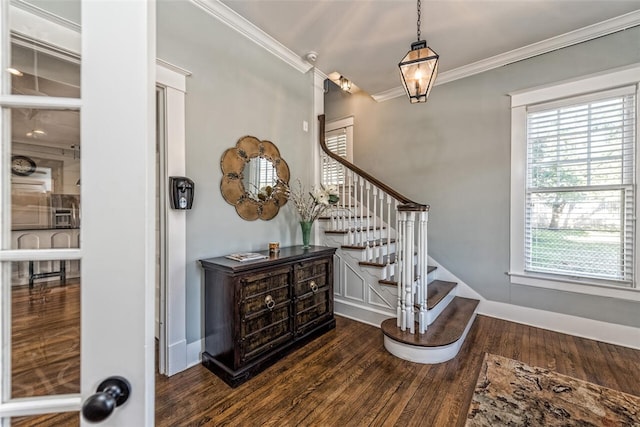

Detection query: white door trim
(156, 61), (191, 376)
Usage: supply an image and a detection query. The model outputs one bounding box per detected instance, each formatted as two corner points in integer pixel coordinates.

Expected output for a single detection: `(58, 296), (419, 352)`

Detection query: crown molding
(11, 0), (80, 32)
(371, 86), (406, 103)
(372, 10), (640, 103)
(156, 59), (192, 77)
(190, 0), (314, 74)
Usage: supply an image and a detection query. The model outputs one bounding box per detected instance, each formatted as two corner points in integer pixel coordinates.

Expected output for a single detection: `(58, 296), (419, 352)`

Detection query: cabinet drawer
(241, 267), (290, 317)
(293, 258), (329, 296)
(241, 266), (290, 297)
(295, 290), (331, 336)
(242, 285), (289, 317)
(242, 303), (290, 337)
(241, 318), (292, 363)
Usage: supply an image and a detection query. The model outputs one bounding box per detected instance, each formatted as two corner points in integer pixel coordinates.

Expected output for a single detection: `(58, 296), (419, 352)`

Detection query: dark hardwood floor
(155, 314), (640, 426)
(9, 282), (640, 426)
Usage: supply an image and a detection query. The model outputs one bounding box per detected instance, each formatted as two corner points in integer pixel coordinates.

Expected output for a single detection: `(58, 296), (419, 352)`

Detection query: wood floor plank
(11, 280), (640, 426)
(105, 315), (640, 425)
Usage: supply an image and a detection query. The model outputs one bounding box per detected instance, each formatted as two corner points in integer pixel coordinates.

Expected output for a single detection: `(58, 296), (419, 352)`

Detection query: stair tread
(360, 252), (400, 267)
(341, 239), (396, 250)
(381, 297), (479, 348)
(378, 265), (437, 283)
(325, 226), (386, 235)
(420, 280), (457, 310)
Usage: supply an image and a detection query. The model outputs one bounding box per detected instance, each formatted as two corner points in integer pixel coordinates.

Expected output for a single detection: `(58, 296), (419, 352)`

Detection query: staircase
(317, 115), (479, 364)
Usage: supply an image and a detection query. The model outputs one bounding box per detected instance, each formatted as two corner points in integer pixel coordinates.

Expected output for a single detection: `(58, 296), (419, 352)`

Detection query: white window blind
(525, 86), (636, 284)
(323, 128), (348, 185)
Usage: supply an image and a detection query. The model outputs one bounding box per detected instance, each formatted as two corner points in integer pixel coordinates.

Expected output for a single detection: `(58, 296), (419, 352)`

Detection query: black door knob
(81, 376), (131, 423)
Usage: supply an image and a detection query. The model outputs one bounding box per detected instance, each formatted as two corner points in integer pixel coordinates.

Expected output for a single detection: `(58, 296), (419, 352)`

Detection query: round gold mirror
(220, 135), (290, 221)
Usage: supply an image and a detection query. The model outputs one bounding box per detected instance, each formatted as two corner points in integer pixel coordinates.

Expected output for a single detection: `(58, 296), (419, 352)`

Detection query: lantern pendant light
(399, 0), (439, 103)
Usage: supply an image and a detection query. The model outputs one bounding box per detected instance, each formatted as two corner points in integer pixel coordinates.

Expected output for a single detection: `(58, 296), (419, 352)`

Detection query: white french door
(0, 1), (155, 425)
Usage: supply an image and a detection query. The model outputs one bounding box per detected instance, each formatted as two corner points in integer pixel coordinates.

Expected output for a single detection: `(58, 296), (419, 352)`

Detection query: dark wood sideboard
(199, 245), (337, 387)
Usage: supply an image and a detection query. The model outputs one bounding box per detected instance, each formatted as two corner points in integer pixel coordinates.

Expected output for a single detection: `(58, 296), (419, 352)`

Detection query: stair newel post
(397, 209), (405, 329)
(404, 210), (416, 334)
(417, 210), (429, 334)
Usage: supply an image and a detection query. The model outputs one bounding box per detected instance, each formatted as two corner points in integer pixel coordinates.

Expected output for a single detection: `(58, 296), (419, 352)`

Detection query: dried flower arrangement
(285, 179), (340, 223)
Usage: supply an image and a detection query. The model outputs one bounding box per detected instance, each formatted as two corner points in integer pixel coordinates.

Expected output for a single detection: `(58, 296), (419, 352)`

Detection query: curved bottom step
(381, 297), (479, 364)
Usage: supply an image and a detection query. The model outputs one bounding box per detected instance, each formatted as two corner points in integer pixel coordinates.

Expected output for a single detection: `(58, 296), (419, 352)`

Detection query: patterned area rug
(466, 353), (640, 426)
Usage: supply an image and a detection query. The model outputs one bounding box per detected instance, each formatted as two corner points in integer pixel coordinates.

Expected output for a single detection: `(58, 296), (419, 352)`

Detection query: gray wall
(325, 27), (640, 327)
(158, 1), (315, 343)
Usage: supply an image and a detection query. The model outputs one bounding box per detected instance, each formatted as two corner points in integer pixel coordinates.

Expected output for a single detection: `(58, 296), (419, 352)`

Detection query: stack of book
(225, 252), (268, 262)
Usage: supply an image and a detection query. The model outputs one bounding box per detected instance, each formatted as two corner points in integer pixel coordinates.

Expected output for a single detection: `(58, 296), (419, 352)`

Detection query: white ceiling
(220, 0), (640, 97)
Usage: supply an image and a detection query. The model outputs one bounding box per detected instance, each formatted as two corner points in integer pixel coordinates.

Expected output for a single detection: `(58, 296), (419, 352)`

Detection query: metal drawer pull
(265, 295), (275, 310)
(310, 281), (318, 293)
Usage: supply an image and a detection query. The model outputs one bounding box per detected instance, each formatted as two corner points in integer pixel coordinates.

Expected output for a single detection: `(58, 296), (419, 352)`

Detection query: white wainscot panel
(368, 283), (395, 310)
(333, 253), (343, 296)
(344, 262), (366, 302)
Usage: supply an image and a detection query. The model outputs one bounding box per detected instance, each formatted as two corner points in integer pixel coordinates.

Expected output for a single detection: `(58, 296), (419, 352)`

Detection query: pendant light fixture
(338, 75), (351, 92)
(399, 0), (439, 103)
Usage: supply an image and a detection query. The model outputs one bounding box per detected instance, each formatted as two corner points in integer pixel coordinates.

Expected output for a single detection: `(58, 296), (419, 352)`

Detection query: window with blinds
(323, 128), (348, 185)
(525, 86), (636, 284)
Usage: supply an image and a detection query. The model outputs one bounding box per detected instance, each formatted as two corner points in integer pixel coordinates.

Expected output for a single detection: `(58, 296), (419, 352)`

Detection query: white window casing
(509, 64), (640, 301)
(323, 116), (353, 186)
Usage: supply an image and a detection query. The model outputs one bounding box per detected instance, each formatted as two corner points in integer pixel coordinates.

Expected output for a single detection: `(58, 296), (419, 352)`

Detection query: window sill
(508, 271), (640, 302)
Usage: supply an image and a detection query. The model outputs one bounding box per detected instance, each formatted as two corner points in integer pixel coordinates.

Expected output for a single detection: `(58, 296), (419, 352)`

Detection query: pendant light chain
(416, 0), (421, 41)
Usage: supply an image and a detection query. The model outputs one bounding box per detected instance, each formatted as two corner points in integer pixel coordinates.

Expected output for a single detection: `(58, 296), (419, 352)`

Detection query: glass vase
(300, 221), (313, 249)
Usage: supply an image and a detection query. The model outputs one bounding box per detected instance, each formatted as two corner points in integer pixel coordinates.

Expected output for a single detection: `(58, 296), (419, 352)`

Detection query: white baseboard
(166, 339), (187, 376)
(334, 299), (393, 328)
(479, 300), (640, 350)
(186, 338), (203, 369)
(336, 293), (640, 351)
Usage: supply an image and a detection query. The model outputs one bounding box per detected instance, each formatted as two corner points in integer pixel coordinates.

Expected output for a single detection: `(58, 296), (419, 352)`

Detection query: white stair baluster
(418, 210), (428, 334)
(397, 211), (405, 330)
(348, 170), (354, 245)
(372, 186), (378, 262)
(365, 181), (371, 258)
(359, 177), (365, 246)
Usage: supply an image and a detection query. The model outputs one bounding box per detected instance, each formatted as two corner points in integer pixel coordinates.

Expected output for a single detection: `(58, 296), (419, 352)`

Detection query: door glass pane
(10, 108), (81, 242)
(10, 259), (80, 398)
(10, 38), (80, 97)
(11, 412), (79, 427)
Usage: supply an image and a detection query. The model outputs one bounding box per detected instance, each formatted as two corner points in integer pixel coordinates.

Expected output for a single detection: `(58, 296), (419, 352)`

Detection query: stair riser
(323, 229), (389, 240)
(383, 310), (478, 364)
(323, 218), (369, 230)
(342, 243), (396, 261)
(362, 254), (431, 282)
(416, 288), (457, 326)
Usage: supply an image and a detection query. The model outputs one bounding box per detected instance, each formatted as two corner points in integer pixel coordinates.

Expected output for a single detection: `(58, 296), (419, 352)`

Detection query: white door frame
(156, 61), (190, 377)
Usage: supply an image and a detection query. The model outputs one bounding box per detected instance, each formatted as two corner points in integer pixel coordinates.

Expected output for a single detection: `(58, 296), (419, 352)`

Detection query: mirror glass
(242, 157), (278, 201)
(220, 136), (289, 221)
